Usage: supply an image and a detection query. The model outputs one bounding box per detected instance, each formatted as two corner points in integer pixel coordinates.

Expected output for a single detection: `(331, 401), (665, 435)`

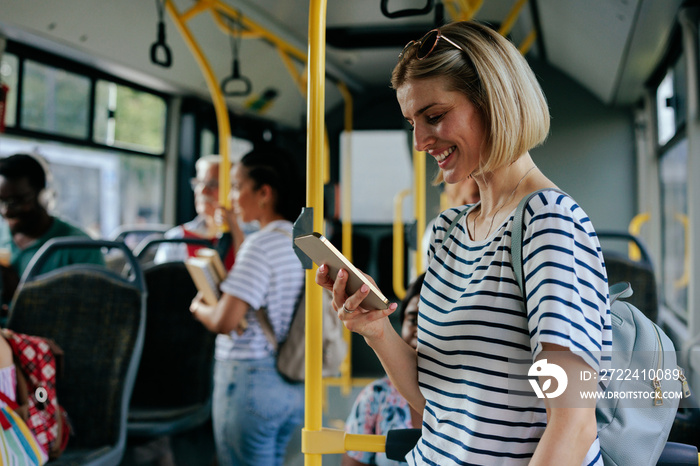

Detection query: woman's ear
(258, 183), (274, 208)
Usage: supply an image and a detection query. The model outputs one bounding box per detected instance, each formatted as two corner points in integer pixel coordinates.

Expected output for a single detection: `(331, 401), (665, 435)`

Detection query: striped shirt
(217, 220), (304, 361)
(410, 190), (611, 466)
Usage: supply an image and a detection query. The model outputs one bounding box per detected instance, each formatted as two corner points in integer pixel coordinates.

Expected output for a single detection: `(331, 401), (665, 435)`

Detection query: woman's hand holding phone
(315, 264), (397, 341)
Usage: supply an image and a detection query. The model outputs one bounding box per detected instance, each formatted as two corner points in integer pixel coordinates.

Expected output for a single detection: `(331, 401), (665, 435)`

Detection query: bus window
(0, 136), (164, 238)
(0, 52), (18, 128)
(94, 80), (167, 154)
(21, 60), (90, 139)
(657, 54), (688, 319)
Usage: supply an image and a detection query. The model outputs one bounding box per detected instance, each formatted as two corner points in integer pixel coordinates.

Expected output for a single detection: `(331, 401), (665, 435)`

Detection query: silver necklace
(472, 166), (536, 240)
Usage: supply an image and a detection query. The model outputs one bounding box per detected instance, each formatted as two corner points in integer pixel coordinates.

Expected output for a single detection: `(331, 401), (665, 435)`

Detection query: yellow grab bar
(393, 189), (412, 300)
(336, 81), (354, 395)
(413, 149), (426, 274)
(302, 428), (386, 455)
(303, 0), (327, 464)
(165, 0), (230, 210)
(674, 213), (690, 290)
(628, 212), (650, 261)
(499, 0), (528, 36)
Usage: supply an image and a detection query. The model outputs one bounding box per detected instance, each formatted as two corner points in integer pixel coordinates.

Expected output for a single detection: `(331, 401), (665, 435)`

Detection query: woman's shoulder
(521, 189), (597, 238)
(522, 189), (587, 220)
(240, 220), (293, 257)
(248, 220), (292, 241)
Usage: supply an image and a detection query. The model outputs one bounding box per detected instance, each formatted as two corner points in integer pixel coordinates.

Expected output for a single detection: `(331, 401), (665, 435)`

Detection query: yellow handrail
(414, 149), (426, 274)
(336, 81), (354, 396)
(498, 0), (529, 36)
(165, 0), (230, 210)
(674, 213), (690, 290)
(628, 212), (650, 261)
(393, 189), (412, 300)
(303, 0), (327, 464)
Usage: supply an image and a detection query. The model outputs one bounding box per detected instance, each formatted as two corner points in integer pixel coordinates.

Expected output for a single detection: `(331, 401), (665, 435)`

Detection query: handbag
(0, 391), (49, 466)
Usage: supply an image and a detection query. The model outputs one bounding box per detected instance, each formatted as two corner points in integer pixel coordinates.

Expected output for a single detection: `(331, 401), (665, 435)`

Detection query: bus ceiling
(0, 0), (684, 128)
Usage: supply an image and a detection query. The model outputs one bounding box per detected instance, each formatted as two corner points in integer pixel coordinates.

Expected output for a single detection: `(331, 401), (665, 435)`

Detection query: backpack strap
(256, 225), (300, 352)
(441, 207), (470, 250)
(511, 188), (567, 296)
(256, 307), (279, 351)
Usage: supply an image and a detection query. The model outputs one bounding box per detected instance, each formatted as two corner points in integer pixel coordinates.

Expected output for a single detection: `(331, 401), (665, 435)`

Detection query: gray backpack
(442, 188), (689, 465)
(511, 189), (689, 466)
(257, 288), (347, 383)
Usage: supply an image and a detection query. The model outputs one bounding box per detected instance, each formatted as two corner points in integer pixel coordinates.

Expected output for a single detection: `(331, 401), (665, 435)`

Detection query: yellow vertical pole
(303, 0), (326, 465)
(165, 0), (230, 209)
(414, 149), (426, 274)
(336, 81), (354, 396)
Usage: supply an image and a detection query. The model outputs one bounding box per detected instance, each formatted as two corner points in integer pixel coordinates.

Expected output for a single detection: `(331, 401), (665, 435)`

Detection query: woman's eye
(427, 113), (445, 124)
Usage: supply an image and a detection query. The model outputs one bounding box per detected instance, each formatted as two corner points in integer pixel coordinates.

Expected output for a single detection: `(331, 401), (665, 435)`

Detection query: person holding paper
(190, 146), (305, 466)
(154, 155), (241, 269)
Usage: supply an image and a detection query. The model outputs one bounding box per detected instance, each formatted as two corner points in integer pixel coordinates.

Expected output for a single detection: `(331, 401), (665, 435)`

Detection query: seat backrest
(7, 238), (146, 453)
(597, 231), (659, 323)
(109, 224), (172, 250)
(130, 260), (215, 408)
(133, 236), (214, 266)
(602, 251), (659, 322)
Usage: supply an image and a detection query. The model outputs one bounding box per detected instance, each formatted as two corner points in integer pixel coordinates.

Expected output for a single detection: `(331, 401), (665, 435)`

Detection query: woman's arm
(217, 206), (246, 254)
(316, 265), (425, 412)
(190, 291), (248, 335)
(529, 343), (598, 466)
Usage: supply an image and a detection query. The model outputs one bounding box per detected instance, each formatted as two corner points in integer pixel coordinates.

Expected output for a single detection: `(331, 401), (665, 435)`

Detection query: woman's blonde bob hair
(391, 21), (550, 179)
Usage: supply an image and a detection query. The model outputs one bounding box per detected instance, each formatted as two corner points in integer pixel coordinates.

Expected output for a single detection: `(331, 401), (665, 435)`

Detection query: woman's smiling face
(396, 76), (486, 184)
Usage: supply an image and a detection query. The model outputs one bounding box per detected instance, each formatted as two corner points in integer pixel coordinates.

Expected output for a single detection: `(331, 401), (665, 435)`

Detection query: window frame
(650, 36), (689, 321)
(2, 40), (170, 158)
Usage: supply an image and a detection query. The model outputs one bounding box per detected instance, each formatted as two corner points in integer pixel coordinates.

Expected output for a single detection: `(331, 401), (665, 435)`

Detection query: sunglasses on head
(399, 28), (466, 60)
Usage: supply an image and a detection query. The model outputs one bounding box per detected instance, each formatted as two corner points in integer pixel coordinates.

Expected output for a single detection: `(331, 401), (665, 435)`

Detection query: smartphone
(294, 232), (390, 310)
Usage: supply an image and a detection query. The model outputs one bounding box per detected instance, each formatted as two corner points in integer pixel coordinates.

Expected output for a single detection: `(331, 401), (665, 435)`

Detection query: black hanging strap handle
(381, 0), (434, 18)
(221, 12), (252, 97)
(220, 59), (252, 97)
(150, 0), (172, 68)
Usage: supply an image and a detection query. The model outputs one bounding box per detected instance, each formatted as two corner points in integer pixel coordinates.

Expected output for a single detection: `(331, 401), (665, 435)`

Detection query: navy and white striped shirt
(410, 190), (611, 466)
(217, 220), (304, 361)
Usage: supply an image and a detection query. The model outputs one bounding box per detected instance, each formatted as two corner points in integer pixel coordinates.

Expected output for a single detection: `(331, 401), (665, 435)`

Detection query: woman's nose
(413, 124), (436, 152)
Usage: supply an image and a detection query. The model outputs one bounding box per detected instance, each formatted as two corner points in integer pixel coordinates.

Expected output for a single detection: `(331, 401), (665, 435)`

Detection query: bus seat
(6, 238), (146, 466)
(597, 231), (659, 323)
(131, 236), (214, 266)
(657, 442), (700, 465)
(126, 244), (216, 438)
(105, 224), (172, 274)
(109, 224), (172, 250)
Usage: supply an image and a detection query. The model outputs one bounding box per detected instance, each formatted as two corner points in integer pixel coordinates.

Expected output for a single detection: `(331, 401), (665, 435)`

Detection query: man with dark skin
(0, 153), (103, 307)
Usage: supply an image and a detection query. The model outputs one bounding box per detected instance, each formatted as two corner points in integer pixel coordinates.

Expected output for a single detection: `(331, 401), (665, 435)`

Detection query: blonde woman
(318, 21), (610, 466)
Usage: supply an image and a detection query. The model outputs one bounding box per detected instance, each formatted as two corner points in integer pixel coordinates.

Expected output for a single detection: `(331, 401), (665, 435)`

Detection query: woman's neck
(257, 213), (286, 229)
(473, 153), (536, 216)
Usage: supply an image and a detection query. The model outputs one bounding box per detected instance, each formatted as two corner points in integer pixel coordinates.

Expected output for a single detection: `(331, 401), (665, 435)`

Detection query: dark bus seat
(6, 238), (146, 466)
(598, 231), (659, 323)
(127, 238), (216, 438)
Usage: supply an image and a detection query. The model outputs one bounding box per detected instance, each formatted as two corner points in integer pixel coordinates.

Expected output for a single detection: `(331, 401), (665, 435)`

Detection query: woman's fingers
(315, 264), (335, 291)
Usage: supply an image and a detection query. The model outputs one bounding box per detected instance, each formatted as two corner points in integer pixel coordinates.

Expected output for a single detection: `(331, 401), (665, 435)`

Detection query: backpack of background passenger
(508, 189), (689, 466)
(1, 329), (70, 459)
(257, 287), (347, 383)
